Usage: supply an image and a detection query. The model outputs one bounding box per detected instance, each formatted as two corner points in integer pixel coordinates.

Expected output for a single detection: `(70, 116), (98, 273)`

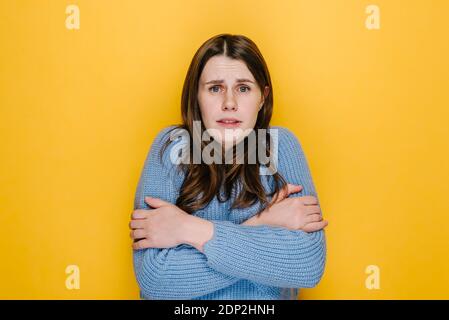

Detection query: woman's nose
(222, 94), (238, 111)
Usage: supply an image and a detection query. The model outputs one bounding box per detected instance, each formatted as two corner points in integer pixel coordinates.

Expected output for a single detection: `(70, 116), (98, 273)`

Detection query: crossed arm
(131, 126), (327, 300)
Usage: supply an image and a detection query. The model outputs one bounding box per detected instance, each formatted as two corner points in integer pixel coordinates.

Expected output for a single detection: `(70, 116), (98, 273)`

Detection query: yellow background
(1, 0), (448, 299)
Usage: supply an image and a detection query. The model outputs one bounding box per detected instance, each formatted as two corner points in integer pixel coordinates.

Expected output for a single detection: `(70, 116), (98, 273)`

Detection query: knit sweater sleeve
(132, 126), (240, 300)
(202, 126), (327, 288)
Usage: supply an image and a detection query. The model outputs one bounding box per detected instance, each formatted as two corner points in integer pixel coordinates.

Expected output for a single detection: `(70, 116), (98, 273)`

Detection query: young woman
(129, 34), (329, 300)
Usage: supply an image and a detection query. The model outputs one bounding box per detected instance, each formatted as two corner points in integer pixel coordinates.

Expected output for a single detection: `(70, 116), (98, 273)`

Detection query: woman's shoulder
(267, 125), (303, 151)
(268, 125), (295, 136)
(152, 124), (183, 145)
(148, 124), (188, 157)
(144, 124), (188, 182)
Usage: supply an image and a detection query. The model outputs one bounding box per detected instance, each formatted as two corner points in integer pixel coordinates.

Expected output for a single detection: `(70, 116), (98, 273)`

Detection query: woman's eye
(239, 86), (250, 93)
(209, 86), (221, 93)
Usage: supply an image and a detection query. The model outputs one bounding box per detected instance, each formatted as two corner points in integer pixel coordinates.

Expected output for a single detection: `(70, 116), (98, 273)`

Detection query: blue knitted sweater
(132, 125), (327, 300)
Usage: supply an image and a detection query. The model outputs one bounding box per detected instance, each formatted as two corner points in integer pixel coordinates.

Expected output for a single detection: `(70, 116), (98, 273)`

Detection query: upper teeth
(221, 120), (238, 123)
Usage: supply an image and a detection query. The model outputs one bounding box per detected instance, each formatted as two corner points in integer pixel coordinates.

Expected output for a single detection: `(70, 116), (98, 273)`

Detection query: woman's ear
(260, 86), (270, 110)
(263, 85), (270, 99)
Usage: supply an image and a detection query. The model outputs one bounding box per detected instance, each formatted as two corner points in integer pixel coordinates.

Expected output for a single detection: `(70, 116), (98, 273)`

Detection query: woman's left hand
(129, 197), (190, 250)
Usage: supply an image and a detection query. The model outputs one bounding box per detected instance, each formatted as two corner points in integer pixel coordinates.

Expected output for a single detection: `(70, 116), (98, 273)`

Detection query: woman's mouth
(217, 119), (242, 128)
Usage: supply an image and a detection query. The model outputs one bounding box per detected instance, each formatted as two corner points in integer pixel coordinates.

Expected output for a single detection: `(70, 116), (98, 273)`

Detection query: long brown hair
(160, 33), (287, 215)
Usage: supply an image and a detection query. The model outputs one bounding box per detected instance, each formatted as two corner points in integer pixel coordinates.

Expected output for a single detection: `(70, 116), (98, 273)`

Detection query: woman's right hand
(255, 184), (329, 232)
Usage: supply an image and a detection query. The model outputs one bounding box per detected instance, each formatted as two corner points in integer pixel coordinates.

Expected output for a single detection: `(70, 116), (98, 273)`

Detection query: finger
(130, 229), (146, 240)
(306, 213), (323, 224)
(131, 210), (147, 220)
(302, 220), (328, 233)
(272, 184), (302, 204)
(130, 210), (147, 219)
(129, 219), (145, 230)
(286, 184), (302, 196)
(305, 205), (321, 215)
(132, 239), (152, 250)
(145, 196), (171, 208)
(273, 190), (286, 204)
(299, 195), (319, 205)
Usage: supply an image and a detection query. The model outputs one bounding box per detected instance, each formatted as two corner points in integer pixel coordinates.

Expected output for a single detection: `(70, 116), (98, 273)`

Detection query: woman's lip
(217, 120), (242, 127)
(217, 119), (241, 122)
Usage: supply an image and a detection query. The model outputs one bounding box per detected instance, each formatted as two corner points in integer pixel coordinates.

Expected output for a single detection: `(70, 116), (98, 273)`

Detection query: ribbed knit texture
(132, 125), (327, 300)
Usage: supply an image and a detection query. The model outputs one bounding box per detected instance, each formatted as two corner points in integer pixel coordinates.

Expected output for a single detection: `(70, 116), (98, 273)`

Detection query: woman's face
(197, 55), (268, 148)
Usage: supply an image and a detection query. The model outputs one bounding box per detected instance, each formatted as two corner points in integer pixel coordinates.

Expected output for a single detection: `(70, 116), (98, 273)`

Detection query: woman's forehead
(200, 56), (255, 83)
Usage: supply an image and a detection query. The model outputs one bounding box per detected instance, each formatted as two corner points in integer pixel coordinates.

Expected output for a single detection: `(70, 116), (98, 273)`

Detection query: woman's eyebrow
(204, 78), (255, 85)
